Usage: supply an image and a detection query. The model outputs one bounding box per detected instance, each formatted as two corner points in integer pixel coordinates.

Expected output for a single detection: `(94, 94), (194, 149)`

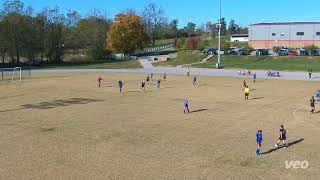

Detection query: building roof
(231, 34), (248, 37)
(250, 22), (320, 26)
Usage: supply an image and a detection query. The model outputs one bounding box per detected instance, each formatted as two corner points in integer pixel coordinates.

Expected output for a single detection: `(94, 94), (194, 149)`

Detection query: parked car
(226, 48), (245, 56)
(207, 48), (216, 55)
(288, 50), (298, 56)
(299, 49), (309, 56)
(278, 48), (289, 56)
(256, 49), (269, 56)
(310, 50), (320, 56)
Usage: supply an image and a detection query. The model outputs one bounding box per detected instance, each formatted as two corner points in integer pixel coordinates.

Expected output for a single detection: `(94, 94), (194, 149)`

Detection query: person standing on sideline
(310, 96), (316, 114)
(308, 69), (312, 79)
(163, 73), (167, 81)
(150, 73), (154, 80)
(97, 76), (103, 88)
(316, 89), (320, 102)
(184, 98), (190, 114)
(141, 81), (146, 91)
(118, 80), (123, 93)
(244, 86), (250, 100)
(156, 79), (161, 88)
(253, 73), (257, 83)
(256, 130), (263, 157)
(193, 76), (197, 86)
(187, 68), (190, 76)
(275, 125), (287, 148)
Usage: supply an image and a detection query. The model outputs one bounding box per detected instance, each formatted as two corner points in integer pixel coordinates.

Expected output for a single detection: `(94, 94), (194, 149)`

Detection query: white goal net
(0, 67), (22, 83)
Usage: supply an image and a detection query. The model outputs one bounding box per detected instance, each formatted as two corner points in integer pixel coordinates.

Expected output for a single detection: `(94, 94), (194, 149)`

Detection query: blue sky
(17, 0), (320, 28)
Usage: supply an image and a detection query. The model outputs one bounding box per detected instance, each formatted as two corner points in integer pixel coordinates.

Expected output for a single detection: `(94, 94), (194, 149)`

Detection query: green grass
(33, 60), (142, 69)
(153, 50), (206, 67)
(192, 56), (320, 71)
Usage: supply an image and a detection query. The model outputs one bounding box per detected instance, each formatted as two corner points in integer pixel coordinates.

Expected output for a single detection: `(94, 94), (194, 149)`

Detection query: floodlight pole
(216, 0), (222, 69)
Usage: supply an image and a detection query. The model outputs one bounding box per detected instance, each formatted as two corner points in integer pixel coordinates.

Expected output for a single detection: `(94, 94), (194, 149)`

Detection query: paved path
(29, 67), (320, 82)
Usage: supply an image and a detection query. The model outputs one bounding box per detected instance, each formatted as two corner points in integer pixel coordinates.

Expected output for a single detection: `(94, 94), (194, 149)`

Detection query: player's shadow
(190, 108), (208, 114)
(0, 98), (104, 112)
(261, 138), (304, 155)
(249, 97), (264, 100)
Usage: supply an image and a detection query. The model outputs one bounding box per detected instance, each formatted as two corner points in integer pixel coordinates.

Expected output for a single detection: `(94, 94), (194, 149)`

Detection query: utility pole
(216, 0), (222, 69)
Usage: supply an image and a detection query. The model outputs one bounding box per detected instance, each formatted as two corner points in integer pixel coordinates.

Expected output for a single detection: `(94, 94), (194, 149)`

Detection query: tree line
(0, 0), (248, 64)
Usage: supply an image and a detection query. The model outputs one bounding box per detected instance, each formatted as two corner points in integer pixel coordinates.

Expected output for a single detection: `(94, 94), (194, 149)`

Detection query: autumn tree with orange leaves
(107, 14), (149, 55)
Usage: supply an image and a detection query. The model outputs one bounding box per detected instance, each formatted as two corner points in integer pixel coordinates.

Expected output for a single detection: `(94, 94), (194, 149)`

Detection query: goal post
(0, 67), (22, 83)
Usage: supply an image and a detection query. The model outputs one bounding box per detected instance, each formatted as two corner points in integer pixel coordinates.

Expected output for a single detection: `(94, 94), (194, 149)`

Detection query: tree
(186, 22), (196, 37)
(205, 21), (218, 38)
(220, 18), (227, 35)
(170, 19), (179, 39)
(77, 10), (111, 59)
(228, 19), (239, 34)
(107, 14), (149, 55)
(142, 3), (165, 46)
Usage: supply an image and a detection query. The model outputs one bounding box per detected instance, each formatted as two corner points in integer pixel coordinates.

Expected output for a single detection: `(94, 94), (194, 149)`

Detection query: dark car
(207, 48), (216, 55)
(256, 49), (269, 56)
(278, 48), (289, 56)
(310, 50), (320, 56)
(299, 49), (309, 56)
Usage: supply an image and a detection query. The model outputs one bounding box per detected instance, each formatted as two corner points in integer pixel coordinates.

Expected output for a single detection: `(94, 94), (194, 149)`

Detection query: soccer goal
(0, 67), (22, 83)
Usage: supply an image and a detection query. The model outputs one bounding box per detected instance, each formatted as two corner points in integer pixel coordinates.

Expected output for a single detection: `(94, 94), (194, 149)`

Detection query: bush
(305, 45), (319, 52)
(273, 46), (281, 53)
(243, 44), (254, 54)
(221, 42), (231, 51)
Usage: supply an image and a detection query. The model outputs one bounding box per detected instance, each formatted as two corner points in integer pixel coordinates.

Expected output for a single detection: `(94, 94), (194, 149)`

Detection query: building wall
(249, 23), (320, 49)
(230, 37), (249, 42)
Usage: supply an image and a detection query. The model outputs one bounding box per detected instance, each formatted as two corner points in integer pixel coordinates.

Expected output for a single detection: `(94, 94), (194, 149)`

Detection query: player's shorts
(256, 141), (262, 146)
(245, 93), (249, 96)
(279, 136), (286, 140)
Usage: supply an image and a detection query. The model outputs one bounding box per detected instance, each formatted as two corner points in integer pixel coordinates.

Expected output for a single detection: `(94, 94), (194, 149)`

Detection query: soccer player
(316, 89), (320, 102)
(97, 76), (103, 87)
(118, 80), (123, 93)
(253, 73), (257, 83)
(310, 96), (315, 114)
(163, 73), (167, 81)
(244, 86), (250, 100)
(193, 76), (197, 86)
(141, 81), (146, 91)
(150, 73), (154, 80)
(146, 76), (150, 84)
(157, 79), (161, 88)
(308, 69), (312, 79)
(256, 129), (263, 157)
(243, 80), (247, 87)
(187, 68), (190, 76)
(184, 98), (190, 114)
(275, 125), (287, 148)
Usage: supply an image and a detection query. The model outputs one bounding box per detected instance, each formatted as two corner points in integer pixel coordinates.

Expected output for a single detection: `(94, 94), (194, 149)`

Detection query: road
(27, 58), (320, 82)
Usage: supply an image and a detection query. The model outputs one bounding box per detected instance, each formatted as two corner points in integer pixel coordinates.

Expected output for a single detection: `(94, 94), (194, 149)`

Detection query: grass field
(32, 60), (142, 69)
(153, 50), (206, 67)
(193, 56), (320, 71)
(1, 73), (320, 179)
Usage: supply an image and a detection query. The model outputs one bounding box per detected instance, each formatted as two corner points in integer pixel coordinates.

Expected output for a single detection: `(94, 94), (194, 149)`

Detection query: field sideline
(0, 73), (319, 180)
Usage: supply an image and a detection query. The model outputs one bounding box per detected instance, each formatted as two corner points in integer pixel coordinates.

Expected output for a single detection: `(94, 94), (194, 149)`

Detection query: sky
(13, 0), (320, 28)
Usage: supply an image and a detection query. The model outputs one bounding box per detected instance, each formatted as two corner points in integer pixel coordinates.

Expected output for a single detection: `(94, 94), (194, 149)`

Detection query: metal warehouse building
(249, 22), (320, 49)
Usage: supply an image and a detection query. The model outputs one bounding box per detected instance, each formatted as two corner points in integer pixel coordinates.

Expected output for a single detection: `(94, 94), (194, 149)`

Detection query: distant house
(249, 22), (320, 49)
(230, 34), (249, 42)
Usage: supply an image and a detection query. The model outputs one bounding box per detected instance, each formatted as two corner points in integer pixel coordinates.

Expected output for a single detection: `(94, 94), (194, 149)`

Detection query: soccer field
(0, 73), (319, 180)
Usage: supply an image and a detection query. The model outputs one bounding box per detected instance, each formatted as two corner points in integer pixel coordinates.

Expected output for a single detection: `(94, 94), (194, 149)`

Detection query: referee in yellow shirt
(244, 86), (250, 100)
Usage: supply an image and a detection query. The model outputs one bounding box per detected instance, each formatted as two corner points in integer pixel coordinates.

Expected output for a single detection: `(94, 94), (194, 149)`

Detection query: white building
(230, 34), (249, 42)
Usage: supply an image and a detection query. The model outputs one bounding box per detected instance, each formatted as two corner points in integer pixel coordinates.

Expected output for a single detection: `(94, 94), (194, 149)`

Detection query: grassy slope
(193, 56), (320, 71)
(153, 50), (206, 67)
(33, 60), (142, 69)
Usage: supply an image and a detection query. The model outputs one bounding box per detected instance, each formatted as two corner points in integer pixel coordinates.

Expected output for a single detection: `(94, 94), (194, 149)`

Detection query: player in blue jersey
(118, 80), (123, 93)
(256, 130), (263, 157)
(184, 98), (190, 114)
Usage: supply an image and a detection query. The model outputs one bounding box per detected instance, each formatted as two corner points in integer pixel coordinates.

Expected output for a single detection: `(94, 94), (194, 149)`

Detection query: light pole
(216, 0), (222, 69)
